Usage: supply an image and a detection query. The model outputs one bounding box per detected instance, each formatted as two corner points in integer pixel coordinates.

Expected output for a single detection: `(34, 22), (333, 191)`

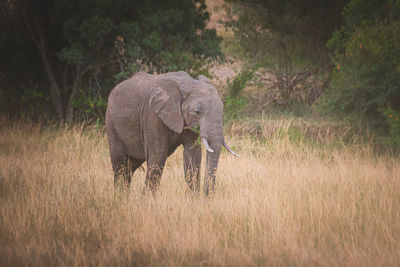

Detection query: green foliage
(224, 97), (248, 121)
(1, 0), (222, 122)
(223, 66), (254, 120)
(225, 0), (345, 106)
(382, 107), (400, 147)
(228, 66), (254, 98)
(110, 1), (223, 75)
(321, 0), (400, 130)
(21, 88), (50, 118)
(69, 89), (107, 122)
(229, 0), (347, 44)
(58, 44), (84, 64)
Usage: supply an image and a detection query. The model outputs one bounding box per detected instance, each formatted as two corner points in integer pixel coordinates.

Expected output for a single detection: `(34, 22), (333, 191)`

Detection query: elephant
(105, 71), (239, 195)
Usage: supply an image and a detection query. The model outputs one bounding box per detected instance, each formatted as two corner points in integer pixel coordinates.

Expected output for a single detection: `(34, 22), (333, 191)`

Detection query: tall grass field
(1, 118), (399, 266)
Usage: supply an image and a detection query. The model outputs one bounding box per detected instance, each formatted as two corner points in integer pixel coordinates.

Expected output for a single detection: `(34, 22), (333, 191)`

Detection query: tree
(321, 0), (400, 128)
(0, 0), (221, 122)
(226, 0), (347, 105)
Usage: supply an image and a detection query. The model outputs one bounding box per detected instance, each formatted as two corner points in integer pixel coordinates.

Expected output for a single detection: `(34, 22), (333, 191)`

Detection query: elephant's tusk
(202, 137), (214, 153)
(223, 141), (240, 157)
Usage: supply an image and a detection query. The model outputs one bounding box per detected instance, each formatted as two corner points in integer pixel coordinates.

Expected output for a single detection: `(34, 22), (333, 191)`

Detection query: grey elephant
(105, 71), (239, 195)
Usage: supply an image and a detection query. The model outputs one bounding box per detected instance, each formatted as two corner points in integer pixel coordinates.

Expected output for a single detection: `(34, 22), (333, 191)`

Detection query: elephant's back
(106, 75), (157, 160)
(108, 76), (154, 107)
(107, 74), (159, 128)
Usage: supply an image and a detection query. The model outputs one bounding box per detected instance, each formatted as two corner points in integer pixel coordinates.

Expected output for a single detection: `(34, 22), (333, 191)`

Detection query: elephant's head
(157, 71), (239, 195)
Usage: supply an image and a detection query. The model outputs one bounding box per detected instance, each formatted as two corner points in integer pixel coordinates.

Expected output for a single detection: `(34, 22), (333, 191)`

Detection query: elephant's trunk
(204, 139), (222, 196)
(200, 117), (239, 195)
(200, 122), (224, 196)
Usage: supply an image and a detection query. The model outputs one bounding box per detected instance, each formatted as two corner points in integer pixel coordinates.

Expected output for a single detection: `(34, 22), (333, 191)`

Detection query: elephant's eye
(191, 108), (201, 115)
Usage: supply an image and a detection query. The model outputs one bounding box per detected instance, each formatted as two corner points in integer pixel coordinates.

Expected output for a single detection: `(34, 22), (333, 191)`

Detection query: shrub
(225, 0), (343, 106)
(223, 66), (254, 120)
(1, 0), (222, 122)
(69, 89), (107, 123)
(382, 107), (400, 148)
(321, 0), (400, 130)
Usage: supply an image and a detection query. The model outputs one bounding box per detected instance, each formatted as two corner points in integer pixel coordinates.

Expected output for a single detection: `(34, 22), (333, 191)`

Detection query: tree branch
(65, 59), (118, 122)
(23, 11), (65, 121)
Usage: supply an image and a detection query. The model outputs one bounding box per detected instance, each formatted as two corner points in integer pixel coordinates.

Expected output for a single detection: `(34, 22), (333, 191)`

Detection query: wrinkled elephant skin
(106, 71), (238, 195)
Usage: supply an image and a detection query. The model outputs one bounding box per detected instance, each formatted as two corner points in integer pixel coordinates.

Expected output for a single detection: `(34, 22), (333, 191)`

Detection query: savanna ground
(1, 116), (399, 266)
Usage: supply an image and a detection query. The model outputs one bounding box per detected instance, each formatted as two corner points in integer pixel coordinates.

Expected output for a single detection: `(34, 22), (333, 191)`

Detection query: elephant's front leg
(183, 139), (202, 193)
(144, 140), (169, 194)
(145, 163), (165, 192)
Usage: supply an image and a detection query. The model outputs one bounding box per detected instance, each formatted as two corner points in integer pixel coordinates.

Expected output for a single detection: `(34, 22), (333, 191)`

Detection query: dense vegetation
(0, 0), (221, 122)
(225, 0), (346, 107)
(226, 0), (400, 146)
(1, 0), (399, 145)
(322, 0), (400, 146)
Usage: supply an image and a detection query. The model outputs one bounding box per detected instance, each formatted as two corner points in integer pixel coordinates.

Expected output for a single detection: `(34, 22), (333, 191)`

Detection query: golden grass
(1, 118), (399, 266)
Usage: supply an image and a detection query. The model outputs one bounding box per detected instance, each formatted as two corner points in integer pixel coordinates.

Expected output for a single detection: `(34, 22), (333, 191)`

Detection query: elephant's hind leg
(113, 156), (144, 189)
(107, 124), (144, 190)
(111, 154), (130, 189)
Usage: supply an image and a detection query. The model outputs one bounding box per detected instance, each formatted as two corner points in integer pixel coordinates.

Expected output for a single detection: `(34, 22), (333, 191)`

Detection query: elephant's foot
(144, 164), (164, 194)
(203, 174), (216, 197)
(185, 173), (200, 194)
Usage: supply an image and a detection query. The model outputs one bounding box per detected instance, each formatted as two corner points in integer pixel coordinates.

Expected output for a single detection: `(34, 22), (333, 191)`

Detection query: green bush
(224, 97), (247, 121)
(225, 0), (343, 106)
(1, 0), (222, 122)
(69, 89), (107, 123)
(21, 88), (50, 118)
(321, 0), (400, 130)
(223, 66), (254, 120)
(382, 107), (400, 147)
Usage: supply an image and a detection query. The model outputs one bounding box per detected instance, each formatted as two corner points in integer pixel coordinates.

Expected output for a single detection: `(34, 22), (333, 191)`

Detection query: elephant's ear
(149, 79), (184, 133)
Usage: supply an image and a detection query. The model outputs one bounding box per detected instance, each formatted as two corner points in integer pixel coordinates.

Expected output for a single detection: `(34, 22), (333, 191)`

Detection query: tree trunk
(66, 66), (84, 123)
(37, 44), (65, 121)
(24, 14), (65, 122)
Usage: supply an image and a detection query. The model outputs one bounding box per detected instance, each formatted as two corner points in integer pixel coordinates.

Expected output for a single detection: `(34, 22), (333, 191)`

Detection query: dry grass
(1, 118), (399, 266)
